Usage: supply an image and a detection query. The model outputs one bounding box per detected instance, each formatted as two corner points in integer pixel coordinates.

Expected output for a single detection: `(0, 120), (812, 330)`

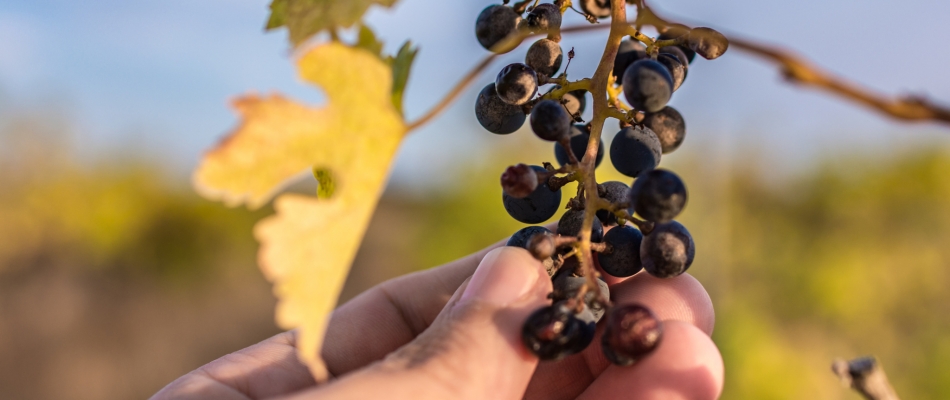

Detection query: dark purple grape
(658, 24), (695, 63)
(557, 209), (604, 243)
(656, 53), (687, 92)
(496, 63), (539, 106)
(475, 5), (522, 53)
(530, 99), (573, 142)
(501, 163), (539, 199)
(602, 304), (663, 366)
(503, 165), (562, 223)
(555, 125), (604, 167)
(507, 226), (553, 248)
(619, 38), (646, 53)
(596, 181), (630, 225)
(579, 0), (610, 19)
(475, 83), (526, 134)
(622, 59), (674, 112)
(613, 39), (648, 80)
(563, 89), (587, 116)
(599, 225), (644, 277)
(687, 27), (729, 60)
(642, 107), (686, 154)
(526, 39), (563, 81)
(659, 46), (689, 66)
(522, 302), (596, 360)
(609, 126), (662, 178)
(629, 169), (687, 223)
(525, 3), (562, 33)
(640, 221), (695, 278)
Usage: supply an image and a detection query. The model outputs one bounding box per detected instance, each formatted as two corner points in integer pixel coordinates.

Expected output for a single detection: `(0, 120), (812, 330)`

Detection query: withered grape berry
(641, 221), (695, 278)
(526, 39), (563, 81)
(629, 169), (687, 223)
(503, 165), (562, 223)
(596, 181), (630, 225)
(475, 83), (525, 134)
(602, 304), (663, 366)
(475, 5), (522, 53)
(657, 53), (687, 92)
(609, 126), (662, 178)
(579, 0), (611, 19)
(658, 24), (695, 63)
(501, 163), (539, 199)
(599, 225), (644, 277)
(552, 264), (610, 322)
(642, 107), (686, 154)
(507, 226), (552, 249)
(687, 27), (729, 60)
(555, 125), (603, 167)
(496, 63), (539, 106)
(531, 99), (573, 142)
(522, 302), (596, 360)
(557, 209), (604, 243)
(622, 59), (674, 112)
(525, 3), (562, 33)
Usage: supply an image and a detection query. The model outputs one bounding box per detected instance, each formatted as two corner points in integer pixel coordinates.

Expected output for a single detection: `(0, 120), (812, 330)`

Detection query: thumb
(310, 247), (552, 400)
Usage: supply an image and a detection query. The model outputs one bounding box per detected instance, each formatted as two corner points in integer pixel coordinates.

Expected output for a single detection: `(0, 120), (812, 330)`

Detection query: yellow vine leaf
(194, 42), (406, 379)
(255, 193), (384, 381)
(193, 43), (405, 208)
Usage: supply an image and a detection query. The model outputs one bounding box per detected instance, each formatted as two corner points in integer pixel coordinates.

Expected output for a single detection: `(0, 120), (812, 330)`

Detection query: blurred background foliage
(2, 115), (950, 400)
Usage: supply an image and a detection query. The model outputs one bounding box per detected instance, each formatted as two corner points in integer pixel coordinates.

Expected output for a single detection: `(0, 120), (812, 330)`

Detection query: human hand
(152, 234), (722, 400)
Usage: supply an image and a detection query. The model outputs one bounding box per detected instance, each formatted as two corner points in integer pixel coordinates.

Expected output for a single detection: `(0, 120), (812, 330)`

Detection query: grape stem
(604, 107), (634, 124)
(563, 0), (628, 300)
(615, 209), (655, 234)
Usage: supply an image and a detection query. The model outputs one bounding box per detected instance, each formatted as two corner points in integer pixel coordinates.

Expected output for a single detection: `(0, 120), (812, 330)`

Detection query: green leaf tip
(389, 41), (418, 115)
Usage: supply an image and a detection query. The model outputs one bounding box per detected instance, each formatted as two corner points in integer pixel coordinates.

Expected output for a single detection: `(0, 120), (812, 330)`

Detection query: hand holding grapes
(153, 234), (722, 400)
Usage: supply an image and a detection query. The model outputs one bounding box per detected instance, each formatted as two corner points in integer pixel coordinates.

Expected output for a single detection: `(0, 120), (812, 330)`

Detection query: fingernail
(460, 247), (541, 306)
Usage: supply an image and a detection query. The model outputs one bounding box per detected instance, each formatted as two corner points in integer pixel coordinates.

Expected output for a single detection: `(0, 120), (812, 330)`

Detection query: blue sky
(2, 0), (949, 188)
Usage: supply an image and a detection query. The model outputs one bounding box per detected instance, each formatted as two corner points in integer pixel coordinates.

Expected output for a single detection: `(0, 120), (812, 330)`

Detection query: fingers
(523, 272), (715, 400)
(577, 321), (724, 400)
(321, 238), (506, 376)
(611, 272), (715, 335)
(283, 247), (553, 400)
(151, 331), (314, 400)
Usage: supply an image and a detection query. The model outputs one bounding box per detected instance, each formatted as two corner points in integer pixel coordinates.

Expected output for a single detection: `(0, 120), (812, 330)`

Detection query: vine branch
(729, 37), (950, 125)
(832, 357), (901, 400)
(637, 2), (950, 126)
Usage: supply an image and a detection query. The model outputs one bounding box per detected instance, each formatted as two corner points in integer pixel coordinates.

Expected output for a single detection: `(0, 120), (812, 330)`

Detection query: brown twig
(729, 37), (950, 125)
(832, 357), (901, 400)
(637, 1), (950, 126)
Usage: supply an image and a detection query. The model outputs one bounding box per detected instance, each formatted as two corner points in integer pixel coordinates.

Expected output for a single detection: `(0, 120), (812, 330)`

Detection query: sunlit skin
(153, 227), (722, 400)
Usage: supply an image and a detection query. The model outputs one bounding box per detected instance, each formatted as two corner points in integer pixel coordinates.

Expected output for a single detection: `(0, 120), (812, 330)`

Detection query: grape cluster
(474, 1), (726, 364)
